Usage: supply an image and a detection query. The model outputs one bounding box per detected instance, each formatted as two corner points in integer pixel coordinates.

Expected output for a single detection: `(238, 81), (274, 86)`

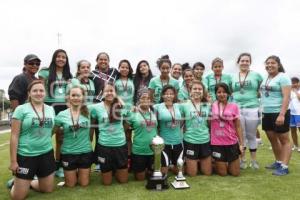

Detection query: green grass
(1, 131), (300, 200)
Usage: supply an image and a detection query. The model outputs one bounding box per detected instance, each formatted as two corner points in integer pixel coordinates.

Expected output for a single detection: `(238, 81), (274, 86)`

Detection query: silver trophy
(146, 135), (169, 190)
(171, 157), (190, 189)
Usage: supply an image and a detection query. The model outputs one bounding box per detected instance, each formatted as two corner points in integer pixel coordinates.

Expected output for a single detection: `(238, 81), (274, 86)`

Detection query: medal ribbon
(31, 103), (45, 127)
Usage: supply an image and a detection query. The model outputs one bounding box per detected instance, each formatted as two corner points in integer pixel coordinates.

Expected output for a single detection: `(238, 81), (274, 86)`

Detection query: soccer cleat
(240, 160), (247, 169)
(265, 162), (281, 170)
(272, 166), (289, 176)
(250, 160), (259, 170)
(55, 167), (65, 178)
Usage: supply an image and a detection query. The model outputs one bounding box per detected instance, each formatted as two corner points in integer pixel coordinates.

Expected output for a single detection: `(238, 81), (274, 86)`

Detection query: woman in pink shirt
(210, 83), (244, 176)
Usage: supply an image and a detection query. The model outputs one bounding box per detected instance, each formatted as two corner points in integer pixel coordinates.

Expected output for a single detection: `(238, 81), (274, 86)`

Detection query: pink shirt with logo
(210, 101), (240, 145)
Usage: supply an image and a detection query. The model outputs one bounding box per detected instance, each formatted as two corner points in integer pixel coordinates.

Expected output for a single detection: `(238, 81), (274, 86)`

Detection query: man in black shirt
(8, 54), (41, 111)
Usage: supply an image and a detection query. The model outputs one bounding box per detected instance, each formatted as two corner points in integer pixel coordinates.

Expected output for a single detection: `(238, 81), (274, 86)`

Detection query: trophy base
(146, 174), (169, 190)
(171, 180), (190, 189)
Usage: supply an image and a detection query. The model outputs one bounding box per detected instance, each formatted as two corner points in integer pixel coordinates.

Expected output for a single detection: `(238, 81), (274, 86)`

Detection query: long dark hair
(103, 82), (123, 123)
(215, 83), (231, 100)
(47, 49), (72, 97)
(133, 60), (153, 104)
(116, 59), (133, 79)
(265, 55), (285, 73)
(160, 85), (178, 103)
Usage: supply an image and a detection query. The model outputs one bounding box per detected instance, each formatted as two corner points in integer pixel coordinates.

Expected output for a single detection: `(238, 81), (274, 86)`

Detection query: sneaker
(240, 160), (247, 169)
(298, 148), (300, 153)
(292, 145), (297, 151)
(249, 160), (259, 170)
(272, 166), (289, 176)
(55, 167), (64, 178)
(265, 162), (281, 170)
(94, 164), (101, 172)
(6, 178), (14, 189)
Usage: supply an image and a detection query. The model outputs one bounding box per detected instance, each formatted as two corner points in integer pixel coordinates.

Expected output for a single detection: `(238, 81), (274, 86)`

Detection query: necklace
(70, 108), (80, 138)
(238, 71), (249, 94)
(138, 107), (153, 131)
(217, 101), (228, 128)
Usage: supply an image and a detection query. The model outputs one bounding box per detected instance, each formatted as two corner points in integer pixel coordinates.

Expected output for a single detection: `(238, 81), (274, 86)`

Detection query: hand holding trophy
(146, 135), (169, 190)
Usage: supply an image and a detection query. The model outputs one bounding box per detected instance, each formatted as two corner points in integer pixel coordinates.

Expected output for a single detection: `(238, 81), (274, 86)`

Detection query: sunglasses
(27, 62), (41, 66)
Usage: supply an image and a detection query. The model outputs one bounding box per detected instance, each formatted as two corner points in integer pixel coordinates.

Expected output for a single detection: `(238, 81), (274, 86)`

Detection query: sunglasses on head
(27, 61), (41, 66)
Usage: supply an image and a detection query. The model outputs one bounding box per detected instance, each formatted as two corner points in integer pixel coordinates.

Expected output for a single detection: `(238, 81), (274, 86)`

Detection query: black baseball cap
(24, 54), (41, 63)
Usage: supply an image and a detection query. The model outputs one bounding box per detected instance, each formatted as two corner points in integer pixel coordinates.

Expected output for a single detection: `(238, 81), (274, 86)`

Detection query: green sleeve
(280, 74), (291, 87)
(38, 69), (49, 79)
(148, 78), (156, 90)
(12, 105), (25, 121)
(54, 112), (63, 126)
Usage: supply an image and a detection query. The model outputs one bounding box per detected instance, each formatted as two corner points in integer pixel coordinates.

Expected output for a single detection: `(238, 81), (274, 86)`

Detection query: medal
(197, 116), (203, 123)
(238, 71), (249, 95)
(70, 109), (80, 138)
(58, 88), (63, 94)
(31, 103), (45, 135)
(219, 121), (225, 128)
(108, 125), (115, 132)
(139, 107), (153, 132)
(265, 92), (269, 97)
(171, 122), (177, 128)
(240, 88), (244, 94)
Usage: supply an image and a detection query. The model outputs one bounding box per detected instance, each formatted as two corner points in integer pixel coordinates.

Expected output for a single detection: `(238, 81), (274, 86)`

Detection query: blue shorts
(290, 115), (300, 127)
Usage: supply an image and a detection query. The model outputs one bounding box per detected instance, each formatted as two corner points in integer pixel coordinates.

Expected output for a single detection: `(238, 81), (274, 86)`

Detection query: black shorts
(262, 111), (290, 133)
(16, 150), (56, 180)
(183, 141), (211, 160)
(131, 154), (154, 173)
(61, 152), (93, 170)
(96, 144), (128, 173)
(162, 144), (183, 166)
(211, 143), (240, 162)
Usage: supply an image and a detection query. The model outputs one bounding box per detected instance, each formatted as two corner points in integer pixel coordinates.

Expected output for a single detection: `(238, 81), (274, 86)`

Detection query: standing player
(231, 53), (262, 169)
(289, 77), (300, 151)
(149, 55), (179, 104)
(261, 55), (291, 176)
(69, 60), (95, 105)
(133, 60), (154, 105)
(203, 58), (232, 102)
(38, 49), (73, 178)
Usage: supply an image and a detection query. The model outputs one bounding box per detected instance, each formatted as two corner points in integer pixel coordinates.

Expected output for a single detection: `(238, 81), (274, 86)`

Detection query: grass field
(1, 131), (300, 200)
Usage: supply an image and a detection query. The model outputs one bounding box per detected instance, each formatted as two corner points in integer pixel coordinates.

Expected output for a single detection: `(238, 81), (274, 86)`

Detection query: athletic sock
(281, 164), (288, 169)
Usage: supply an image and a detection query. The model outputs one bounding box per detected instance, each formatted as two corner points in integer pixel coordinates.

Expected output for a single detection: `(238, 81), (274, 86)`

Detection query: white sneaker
(250, 160), (259, 170)
(297, 148), (300, 153)
(256, 138), (263, 146)
(240, 160), (247, 169)
(292, 145), (299, 151)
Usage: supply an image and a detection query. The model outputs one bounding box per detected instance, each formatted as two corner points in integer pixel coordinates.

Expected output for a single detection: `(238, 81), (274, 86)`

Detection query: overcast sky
(1, 0), (300, 97)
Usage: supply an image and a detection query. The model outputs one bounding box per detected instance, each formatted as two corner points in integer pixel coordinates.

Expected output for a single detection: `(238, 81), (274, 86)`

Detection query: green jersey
(261, 72), (291, 113)
(90, 102), (126, 147)
(148, 76), (180, 104)
(204, 73), (232, 102)
(55, 108), (92, 154)
(154, 103), (183, 145)
(12, 103), (55, 156)
(115, 78), (134, 110)
(68, 78), (95, 105)
(179, 100), (211, 144)
(38, 69), (69, 103)
(126, 110), (157, 155)
(178, 82), (190, 101)
(231, 71), (263, 108)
